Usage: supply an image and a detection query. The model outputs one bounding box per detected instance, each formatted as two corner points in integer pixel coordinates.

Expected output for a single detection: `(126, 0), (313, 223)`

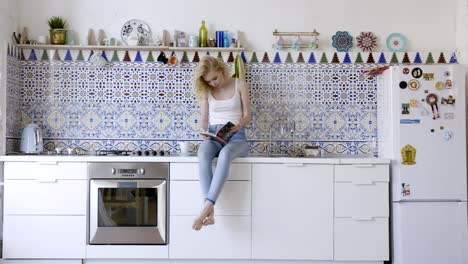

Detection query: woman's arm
(199, 94), (209, 132)
(231, 80), (251, 133)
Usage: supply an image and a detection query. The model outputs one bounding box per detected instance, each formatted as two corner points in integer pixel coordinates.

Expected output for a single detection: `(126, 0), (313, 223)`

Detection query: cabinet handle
(37, 161), (58, 165)
(284, 163), (304, 167)
(352, 164), (375, 168)
(352, 216), (374, 221)
(36, 178), (58, 183)
(352, 180), (375, 185)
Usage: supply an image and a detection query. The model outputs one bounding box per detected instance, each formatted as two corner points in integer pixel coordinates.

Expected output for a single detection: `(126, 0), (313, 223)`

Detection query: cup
(180, 141), (191, 155)
(188, 35), (198, 47)
(169, 55), (178, 66)
(37, 35), (47, 44)
(90, 53), (108, 67)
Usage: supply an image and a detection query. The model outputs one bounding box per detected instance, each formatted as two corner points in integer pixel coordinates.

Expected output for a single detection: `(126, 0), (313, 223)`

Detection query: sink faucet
(268, 119), (296, 157)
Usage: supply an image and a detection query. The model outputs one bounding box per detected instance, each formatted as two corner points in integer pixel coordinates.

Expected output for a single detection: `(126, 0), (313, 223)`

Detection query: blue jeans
(197, 124), (249, 204)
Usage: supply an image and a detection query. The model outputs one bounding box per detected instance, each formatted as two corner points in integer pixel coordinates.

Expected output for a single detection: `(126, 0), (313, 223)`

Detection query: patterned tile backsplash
(6, 46), (456, 155)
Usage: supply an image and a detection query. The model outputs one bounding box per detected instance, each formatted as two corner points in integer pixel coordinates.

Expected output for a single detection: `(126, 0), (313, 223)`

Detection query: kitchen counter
(0, 154), (390, 164)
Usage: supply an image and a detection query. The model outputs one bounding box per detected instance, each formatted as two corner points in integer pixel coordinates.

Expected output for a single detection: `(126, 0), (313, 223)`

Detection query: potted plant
(48, 16), (67, 45)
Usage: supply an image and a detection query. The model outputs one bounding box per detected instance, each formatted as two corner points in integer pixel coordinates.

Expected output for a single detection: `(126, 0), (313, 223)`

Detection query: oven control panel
(88, 162), (169, 179)
(111, 168), (145, 177)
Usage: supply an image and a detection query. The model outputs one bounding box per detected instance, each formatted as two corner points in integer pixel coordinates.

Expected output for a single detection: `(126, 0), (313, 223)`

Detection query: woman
(192, 55), (251, 231)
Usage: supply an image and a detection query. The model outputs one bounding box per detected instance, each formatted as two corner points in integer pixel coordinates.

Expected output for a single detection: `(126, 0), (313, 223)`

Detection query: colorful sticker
(435, 81), (444, 90)
(423, 73), (434, 81)
(401, 144), (416, 165)
(441, 96), (455, 105)
(444, 113), (455, 119)
(400, 119), (421, 124)
(409, 99), (419, 107)
(408, 79), (420, 91)
(426, 93), (440, 119)
(401, 103), (410, 114)
(445, 80), (452, 89)
(411, 67), (423, 78)
(401, 183), (411, 196)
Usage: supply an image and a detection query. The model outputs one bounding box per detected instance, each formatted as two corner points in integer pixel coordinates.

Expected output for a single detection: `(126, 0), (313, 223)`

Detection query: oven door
(89, 179), (167, 245)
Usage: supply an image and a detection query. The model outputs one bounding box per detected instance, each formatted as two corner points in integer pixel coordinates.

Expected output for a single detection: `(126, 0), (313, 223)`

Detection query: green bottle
(199, 20), (207, 47)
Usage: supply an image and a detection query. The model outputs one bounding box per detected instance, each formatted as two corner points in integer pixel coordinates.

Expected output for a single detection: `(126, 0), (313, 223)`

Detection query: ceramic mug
(90, 53), (108, 67)
(180, 141), (191, 154)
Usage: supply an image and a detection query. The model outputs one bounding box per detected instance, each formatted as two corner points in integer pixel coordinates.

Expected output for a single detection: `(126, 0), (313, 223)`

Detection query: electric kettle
(20, 122), (43, 153)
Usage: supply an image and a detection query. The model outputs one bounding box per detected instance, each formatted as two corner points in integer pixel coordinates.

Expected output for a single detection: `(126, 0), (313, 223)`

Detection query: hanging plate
(386, 33), (407, 52)
(332, 31), (353, 52)
(356, 32), (378, 52)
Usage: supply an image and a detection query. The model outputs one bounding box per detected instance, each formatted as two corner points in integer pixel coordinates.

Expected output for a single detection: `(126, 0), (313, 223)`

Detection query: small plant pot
(49, 29), (67, 45)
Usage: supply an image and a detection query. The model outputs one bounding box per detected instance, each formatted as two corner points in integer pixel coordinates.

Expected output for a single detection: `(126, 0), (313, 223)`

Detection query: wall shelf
(14, 44), (245, 52)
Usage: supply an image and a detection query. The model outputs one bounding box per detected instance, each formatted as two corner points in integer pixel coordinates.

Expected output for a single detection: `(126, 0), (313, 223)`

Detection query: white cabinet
(334, 164), (390, 261)
(251, 163), (334, 260)
(169, 162), (252, 259)
(2, 162), (87, 259)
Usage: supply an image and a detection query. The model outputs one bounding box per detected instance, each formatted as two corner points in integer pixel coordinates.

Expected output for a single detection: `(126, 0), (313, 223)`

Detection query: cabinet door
(3, 215), (86, 258)
(252, 163), (334, 260)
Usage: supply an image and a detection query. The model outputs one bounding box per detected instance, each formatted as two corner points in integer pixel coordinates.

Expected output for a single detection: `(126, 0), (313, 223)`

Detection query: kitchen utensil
(20, 122), (43, 153)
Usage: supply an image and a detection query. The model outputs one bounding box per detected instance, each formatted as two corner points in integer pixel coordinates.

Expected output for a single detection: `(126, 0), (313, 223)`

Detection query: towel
(232, 54), (245, 80)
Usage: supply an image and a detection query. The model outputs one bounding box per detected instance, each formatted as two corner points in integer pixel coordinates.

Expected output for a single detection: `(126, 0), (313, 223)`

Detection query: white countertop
(0, 154), (390, 164)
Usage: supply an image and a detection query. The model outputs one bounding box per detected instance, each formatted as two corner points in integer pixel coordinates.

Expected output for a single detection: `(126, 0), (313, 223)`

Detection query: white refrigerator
(378, 64), (468, 264)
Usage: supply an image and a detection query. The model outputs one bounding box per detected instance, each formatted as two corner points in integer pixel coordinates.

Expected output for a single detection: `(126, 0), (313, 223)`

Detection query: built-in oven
(88, 162), (169, 245)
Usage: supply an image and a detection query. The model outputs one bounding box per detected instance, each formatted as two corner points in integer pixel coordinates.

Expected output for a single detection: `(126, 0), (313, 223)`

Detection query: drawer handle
(352, 180), (375, 185)
(285, 163), (304, 167)
(352, 216), (375, 221)
(352, 164), (375, 168)
(37, 161), (58, 166)
(36, 178), (58, 183)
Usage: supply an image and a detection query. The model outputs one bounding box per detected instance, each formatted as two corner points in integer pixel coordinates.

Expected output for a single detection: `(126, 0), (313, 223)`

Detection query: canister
(216, 31), (224, 47)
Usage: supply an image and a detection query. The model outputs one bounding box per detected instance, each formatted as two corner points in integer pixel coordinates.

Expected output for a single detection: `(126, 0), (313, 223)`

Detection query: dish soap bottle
(199, 20), (208, 47)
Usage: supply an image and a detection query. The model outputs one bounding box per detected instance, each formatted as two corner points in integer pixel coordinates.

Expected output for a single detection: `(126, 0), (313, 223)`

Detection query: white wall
(17, 0), (457, 51)
(0, 0), (18, 155)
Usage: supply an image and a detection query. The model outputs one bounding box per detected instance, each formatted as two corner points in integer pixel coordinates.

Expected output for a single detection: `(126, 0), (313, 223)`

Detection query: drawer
(335, 182), (389, 217)
(335, 164), (389, 183)
(4, 162), (87, 180)
(171, 162), (251, 180)
(334, 217), (389, 261)
(169, 215), (251, 259)
(3, 215), (86, 259)
(4, 179), (87, 215)
(170, 180), (251, 215)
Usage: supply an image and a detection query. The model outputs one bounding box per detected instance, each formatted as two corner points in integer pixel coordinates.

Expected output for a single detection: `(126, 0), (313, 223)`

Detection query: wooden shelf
(15, 44), (245, 52)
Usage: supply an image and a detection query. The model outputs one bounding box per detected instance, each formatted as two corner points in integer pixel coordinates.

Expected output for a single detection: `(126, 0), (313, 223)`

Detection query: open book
(199, 121), (235, 145)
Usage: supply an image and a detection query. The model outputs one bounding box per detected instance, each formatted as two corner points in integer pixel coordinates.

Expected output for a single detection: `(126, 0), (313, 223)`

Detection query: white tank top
(208, 80), (242, 125)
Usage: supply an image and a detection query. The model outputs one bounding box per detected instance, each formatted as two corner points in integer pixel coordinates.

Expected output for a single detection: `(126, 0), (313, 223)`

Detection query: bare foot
(202, 207), (215, 226)
(192, 201), (214, 231)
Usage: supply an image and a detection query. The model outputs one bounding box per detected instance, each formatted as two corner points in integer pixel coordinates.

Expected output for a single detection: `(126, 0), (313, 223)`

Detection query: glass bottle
(223, 31), (229, 48)
(199, 20), (208, 47)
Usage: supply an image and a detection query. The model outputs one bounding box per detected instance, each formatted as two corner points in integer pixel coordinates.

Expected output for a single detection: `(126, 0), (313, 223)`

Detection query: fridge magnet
(444, 71), (450, 77)
(435, 81), (444, 90)
(402, 67), (410, 74)
(426, 93), (440, 119)
(399, 81), (408, 89)
(424, 89), (429, 94)
(444, 131), (454, 141)
(386, 33), (407, 52)
(445, 80), (452, 89)
(401, 144), (416, 165)
(401, 183), (411, 196)
(411, 67), (423, 78)
(400, 119), (420, 124)
(441, 96), (455, 105)
(443, 113), (454, 120)
(332, 31), (353, 52)
(409, 99), (418, 108)
(423, 73), (434, 81)
(408, 79), (420, 91)
(430, 129), (435, 133)
(356, 32), (378, 52)
(401, 103), (410, 114)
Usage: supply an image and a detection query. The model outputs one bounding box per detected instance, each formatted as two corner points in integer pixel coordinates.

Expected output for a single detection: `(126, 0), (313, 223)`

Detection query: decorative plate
(356, 32), (378, 52)
(386, 33), (407, 52)
(121, 19), (152, 46)
(332, 31), (353, 52)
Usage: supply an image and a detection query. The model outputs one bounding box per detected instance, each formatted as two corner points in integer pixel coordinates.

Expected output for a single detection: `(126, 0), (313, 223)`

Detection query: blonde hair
(194, 56), (230, 98)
